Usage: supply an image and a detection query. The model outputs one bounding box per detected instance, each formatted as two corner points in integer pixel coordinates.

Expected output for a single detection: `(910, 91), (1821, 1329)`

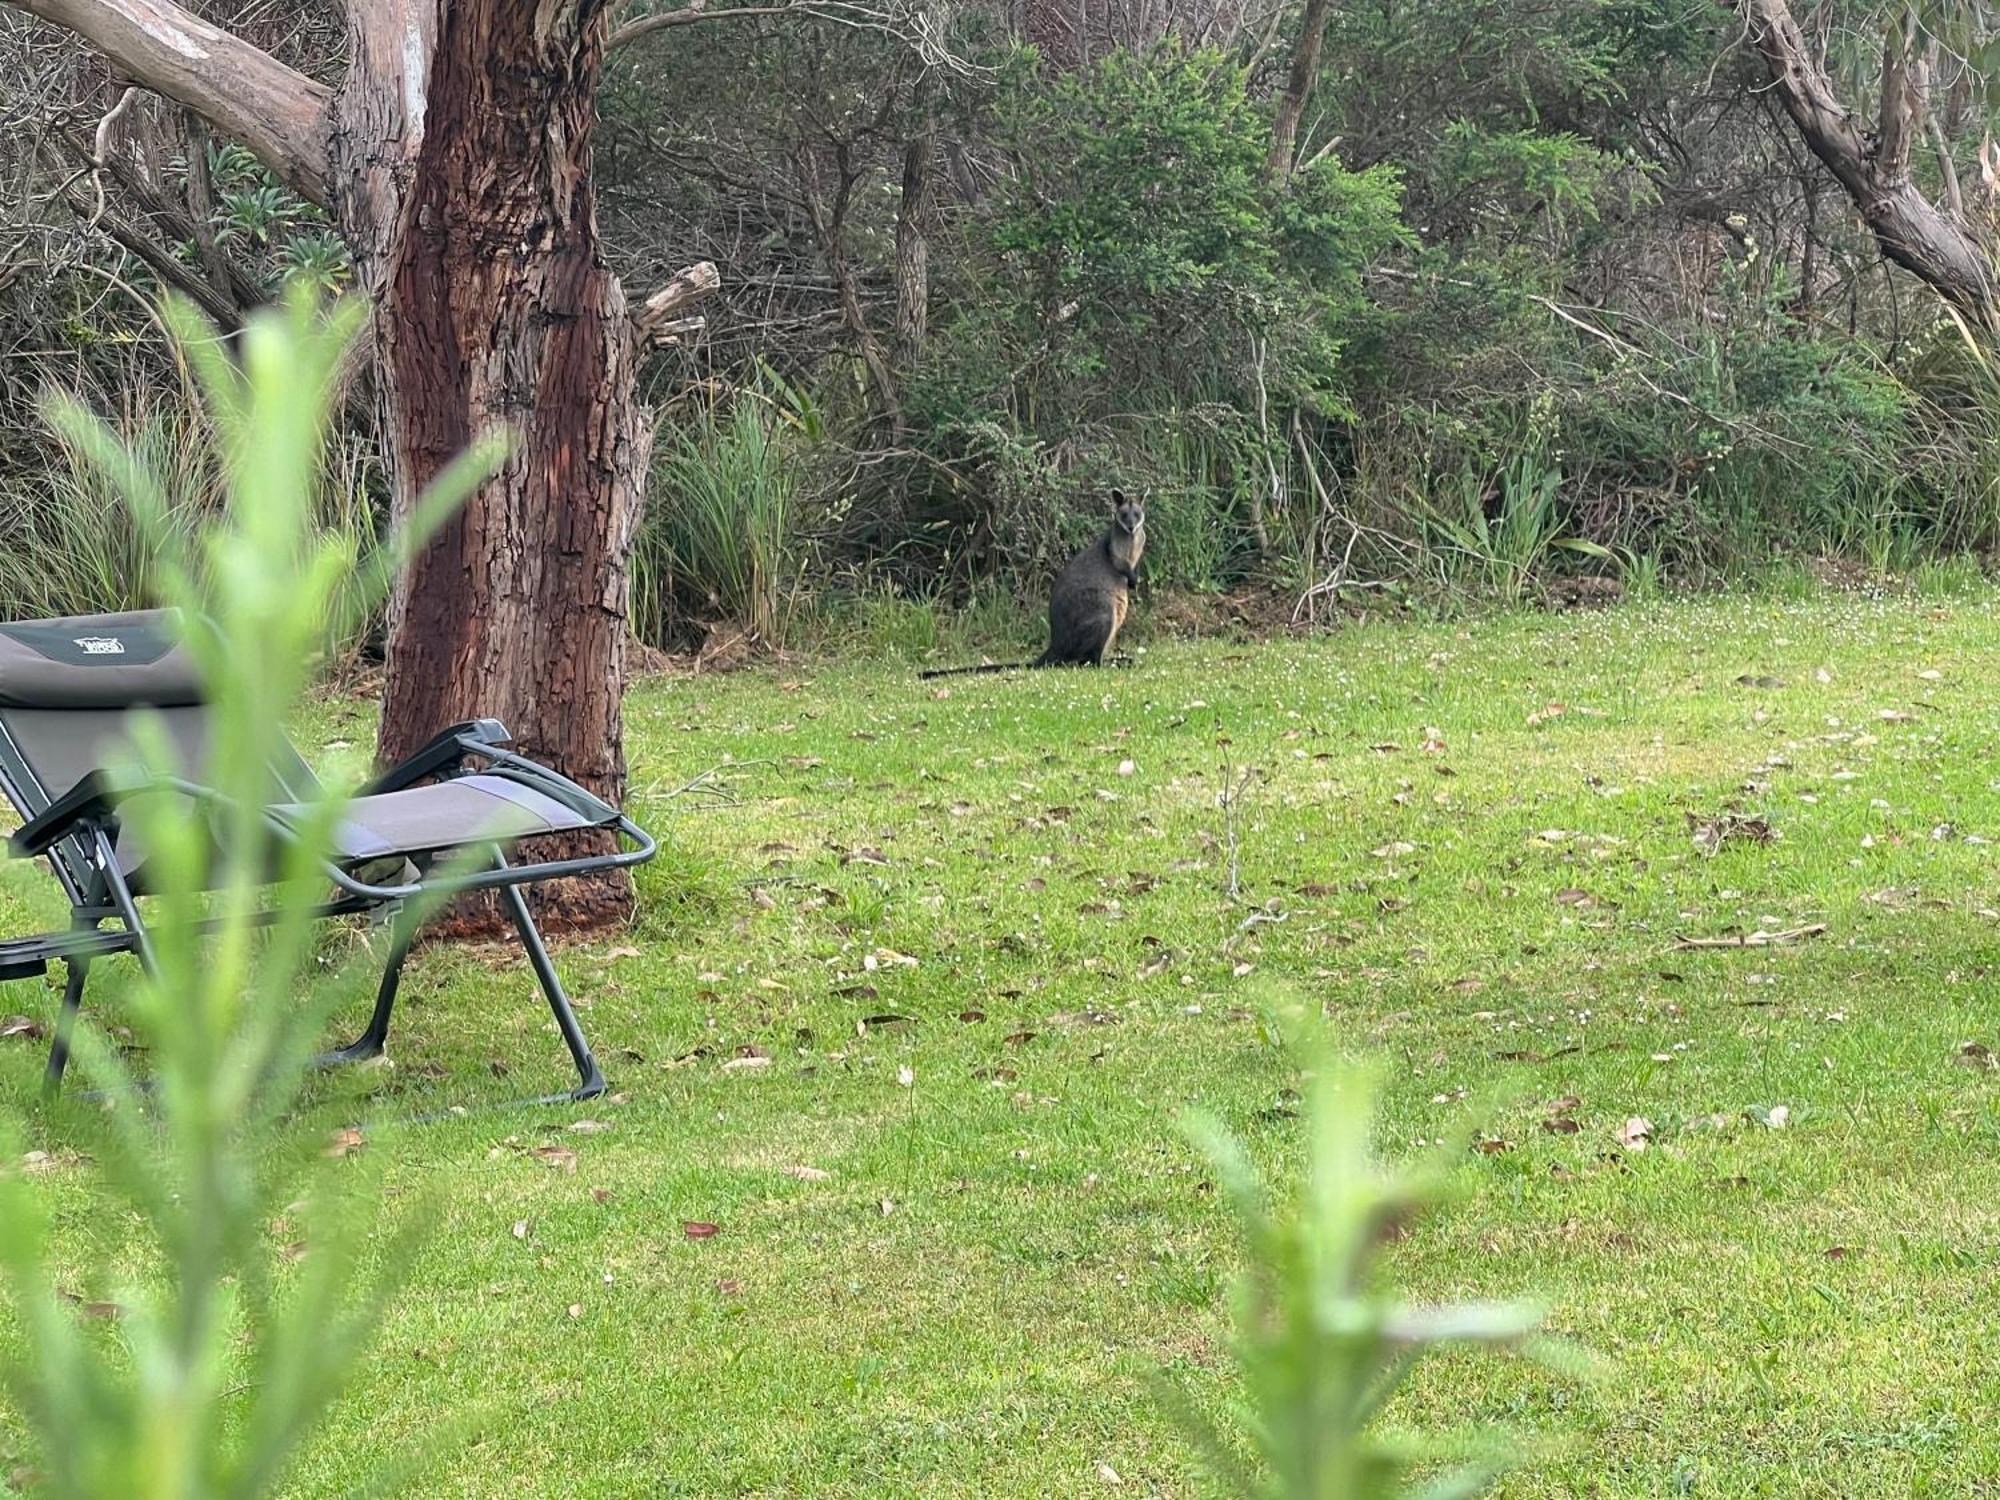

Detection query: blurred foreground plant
(1175, 1009), (1581, 1499)
(0, 289), (497, 1497)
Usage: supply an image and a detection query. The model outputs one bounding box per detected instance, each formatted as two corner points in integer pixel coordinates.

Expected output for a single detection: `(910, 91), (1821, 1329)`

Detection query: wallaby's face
(1110, 489), (1146, 535)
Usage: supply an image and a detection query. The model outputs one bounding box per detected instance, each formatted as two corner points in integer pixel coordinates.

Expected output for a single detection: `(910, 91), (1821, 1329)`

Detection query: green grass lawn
(8, 588), (2000, 1496)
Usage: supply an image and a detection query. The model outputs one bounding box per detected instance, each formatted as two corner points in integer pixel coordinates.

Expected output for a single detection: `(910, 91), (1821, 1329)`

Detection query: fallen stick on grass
(1672, 923), (1828, 951)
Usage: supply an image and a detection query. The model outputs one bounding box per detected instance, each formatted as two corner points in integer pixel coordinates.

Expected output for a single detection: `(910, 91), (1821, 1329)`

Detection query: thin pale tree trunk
(893, 96), (936, 367)
(1266, 0), (1331, 183)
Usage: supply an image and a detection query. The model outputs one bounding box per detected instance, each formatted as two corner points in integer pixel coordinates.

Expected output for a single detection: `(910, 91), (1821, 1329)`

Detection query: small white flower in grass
(897, 1065), (915, 1088)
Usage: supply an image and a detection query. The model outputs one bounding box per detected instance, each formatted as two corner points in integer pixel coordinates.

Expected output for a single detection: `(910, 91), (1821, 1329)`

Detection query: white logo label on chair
(73, 636), (125, 656)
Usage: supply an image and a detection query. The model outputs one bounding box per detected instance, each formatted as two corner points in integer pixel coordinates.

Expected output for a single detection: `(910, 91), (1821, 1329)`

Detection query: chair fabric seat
(275, 773), (614, 863)
(0, 607), (652, 1100)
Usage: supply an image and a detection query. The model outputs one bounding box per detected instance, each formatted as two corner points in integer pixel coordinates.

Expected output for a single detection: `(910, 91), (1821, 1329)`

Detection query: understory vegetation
(5, 588), (1997, 1494)
(8, 1), (2000, 655)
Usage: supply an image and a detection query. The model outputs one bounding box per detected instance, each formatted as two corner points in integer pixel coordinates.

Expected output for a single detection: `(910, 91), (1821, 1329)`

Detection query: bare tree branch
(1744, 0), (1994, 325)
(634, 259), (721, 347)
(6, 0), (333, 203)
(610, 0), (985, 76)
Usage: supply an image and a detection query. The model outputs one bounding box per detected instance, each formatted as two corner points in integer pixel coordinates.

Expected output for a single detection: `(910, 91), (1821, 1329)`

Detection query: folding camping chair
(0, 609), (656, 1101)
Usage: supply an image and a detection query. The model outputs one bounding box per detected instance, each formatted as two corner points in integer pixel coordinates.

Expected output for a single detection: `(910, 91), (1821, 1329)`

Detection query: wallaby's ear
(1109, 487), (1126, 508)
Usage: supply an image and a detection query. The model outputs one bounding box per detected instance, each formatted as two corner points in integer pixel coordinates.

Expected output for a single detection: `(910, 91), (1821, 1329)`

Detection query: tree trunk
(796, 142), (901, 424)
(337, 0), (643, 929)
(1745, 0), (1996, 328)
(7, 0), (720, 933)
(893, 98), (936, 367)
(1266, 0), (1332, 183)
(178, 110), (238, 317)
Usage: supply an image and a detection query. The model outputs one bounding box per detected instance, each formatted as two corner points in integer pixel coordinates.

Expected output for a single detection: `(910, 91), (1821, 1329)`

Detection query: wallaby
(921, 491), (1146, 679)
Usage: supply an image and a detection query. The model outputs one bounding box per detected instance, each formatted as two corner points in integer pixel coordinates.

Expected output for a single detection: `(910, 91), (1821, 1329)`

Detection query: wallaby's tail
(918, 660), (1034, 680)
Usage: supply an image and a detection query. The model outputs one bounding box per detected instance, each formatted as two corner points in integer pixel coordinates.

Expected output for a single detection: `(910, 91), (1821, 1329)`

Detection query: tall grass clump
(0, 290), (493, 1498)
(1172, 1004), (1578, 1498)
(1411, 450), (1607, 605)
(0, 389), (382, 670)
(635, 373), (818, 648)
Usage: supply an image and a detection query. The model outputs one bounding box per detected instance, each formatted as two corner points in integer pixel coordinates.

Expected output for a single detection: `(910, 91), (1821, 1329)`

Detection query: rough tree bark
(893, 96), (936, 366)
(7, 0), (720, 929)
(1265, 0), (1332, 182)
(178, 110), (238, 318)
(1745, 0), (1996, 327)
(339, 0), (649, 929)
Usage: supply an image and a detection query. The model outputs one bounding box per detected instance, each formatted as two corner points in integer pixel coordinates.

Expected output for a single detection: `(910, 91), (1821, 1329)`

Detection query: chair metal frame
(0, 717), (655, 1101)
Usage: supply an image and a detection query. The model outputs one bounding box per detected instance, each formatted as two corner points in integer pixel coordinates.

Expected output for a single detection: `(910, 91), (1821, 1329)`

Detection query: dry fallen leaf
(511, 1220), (529, 1240)
(323, 1127), (365, 1160)
(1616, 1117), (1653, 1152)
(0, 1015), (44, 1041)
(56, 1289), (121, 1321)
(783, 1164), (831, 1182)
(683, 1221), (721, 1240)
(530, 1145), (579, 1173)
(1688, 811), (1777, 857)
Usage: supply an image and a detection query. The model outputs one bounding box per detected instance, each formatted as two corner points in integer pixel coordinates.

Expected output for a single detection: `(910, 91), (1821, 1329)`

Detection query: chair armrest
(9, 771), (136, 858)
(475, 747), (622, 826)
(362, 718), (514, 796)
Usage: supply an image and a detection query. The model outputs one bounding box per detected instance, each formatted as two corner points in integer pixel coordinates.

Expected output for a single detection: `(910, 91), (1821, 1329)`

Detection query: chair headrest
(0, 610), (206, 710)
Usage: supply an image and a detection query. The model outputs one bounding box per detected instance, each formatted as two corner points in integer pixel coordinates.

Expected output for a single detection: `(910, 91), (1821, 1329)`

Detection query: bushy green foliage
(1174, 1004), (1569, 1498)
(13, 0), (2000, 643)
(198, 144), (352, 297)
(0, 292), (489, 1498)
(903, 44), (1408, 585)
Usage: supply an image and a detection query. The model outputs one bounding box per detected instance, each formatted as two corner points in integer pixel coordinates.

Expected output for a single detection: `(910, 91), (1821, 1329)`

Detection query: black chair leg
(498, 882), (606, 1101)
(43, 953), (88, 1096)
(319, 924), (413, 1066)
